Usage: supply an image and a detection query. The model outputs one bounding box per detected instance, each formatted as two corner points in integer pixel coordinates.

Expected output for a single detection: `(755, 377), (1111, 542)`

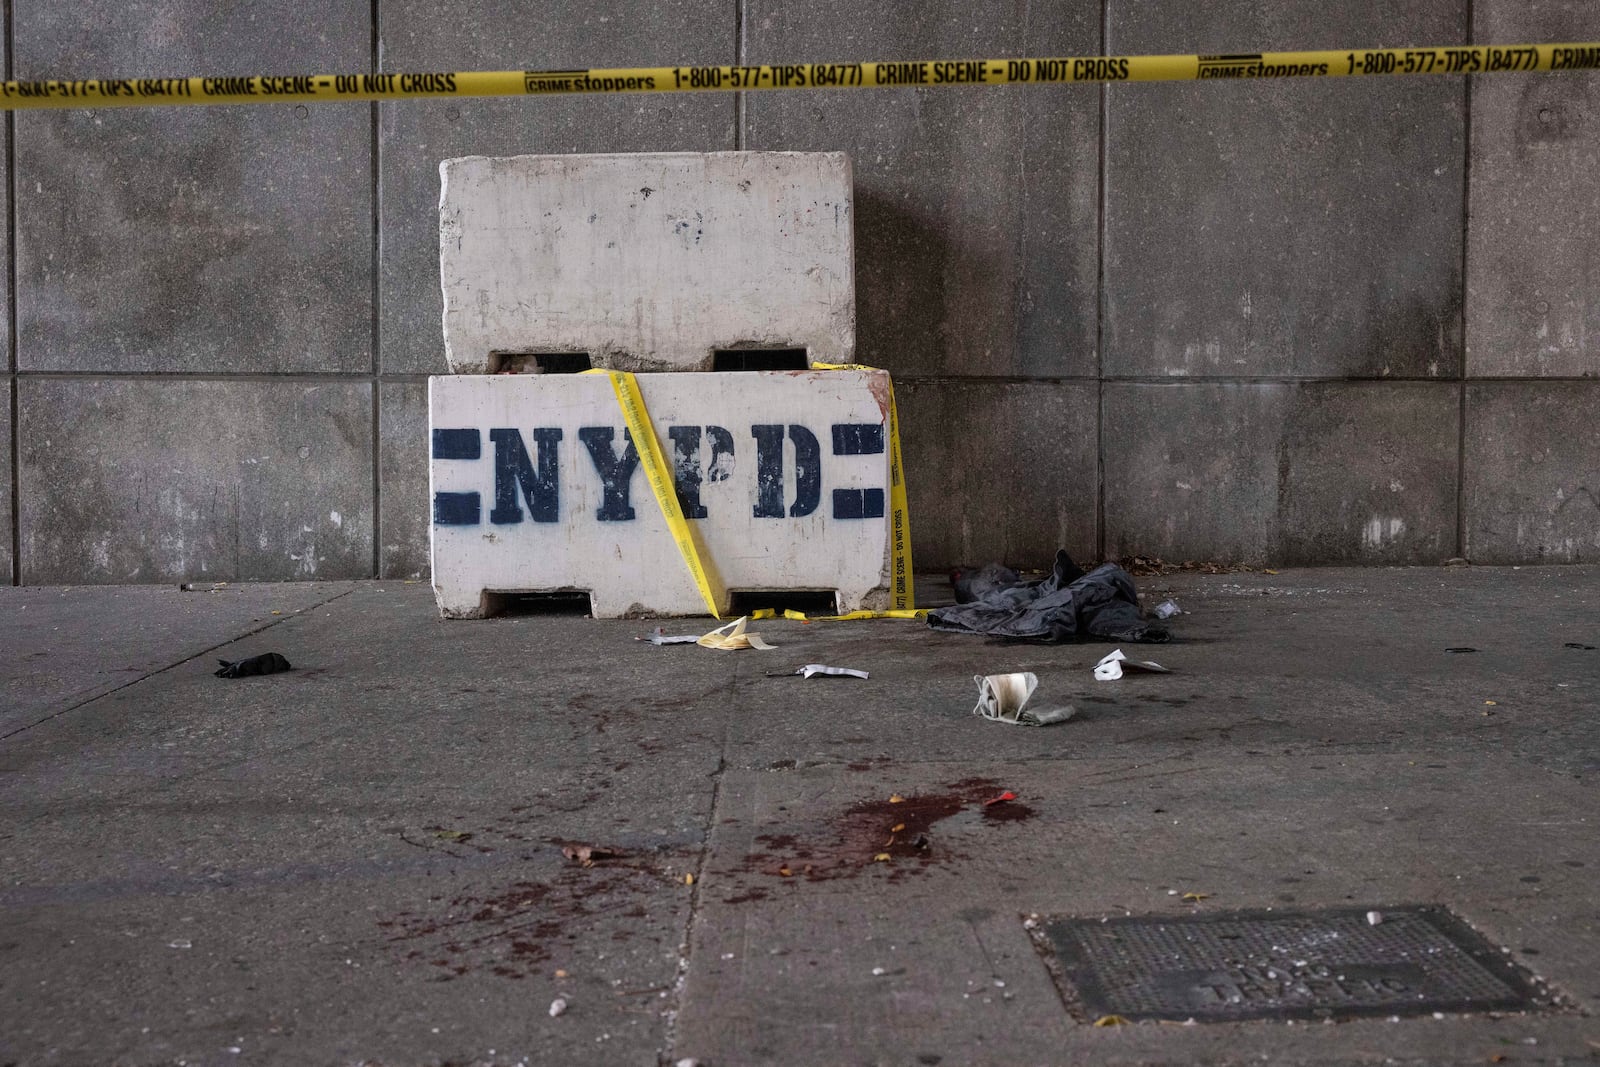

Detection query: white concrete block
(429, 370), (893, 618)
(438, 152), (855, 374)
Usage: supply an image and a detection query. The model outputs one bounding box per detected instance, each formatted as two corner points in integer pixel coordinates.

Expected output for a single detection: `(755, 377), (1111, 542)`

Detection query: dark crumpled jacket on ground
(928, 550), (1169, 643)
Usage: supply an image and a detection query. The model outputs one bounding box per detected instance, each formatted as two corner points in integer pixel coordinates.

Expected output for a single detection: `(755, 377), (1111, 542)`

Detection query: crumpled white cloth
(1093, 648), (1171, 681)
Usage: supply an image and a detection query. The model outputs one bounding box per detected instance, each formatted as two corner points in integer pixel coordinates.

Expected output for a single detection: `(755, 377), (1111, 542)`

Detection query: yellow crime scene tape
(586, 368), (725, 619)
(1, 43), (1597, 110)
(586, 367), (922, 622)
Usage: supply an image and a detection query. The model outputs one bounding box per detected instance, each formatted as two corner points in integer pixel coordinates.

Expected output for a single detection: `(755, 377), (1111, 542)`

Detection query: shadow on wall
(853, 187), (1005, 571)
(851, 184), (951, 371)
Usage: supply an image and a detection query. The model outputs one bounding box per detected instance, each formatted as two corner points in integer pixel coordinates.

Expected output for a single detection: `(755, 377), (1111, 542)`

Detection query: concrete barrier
(429, 369), (893, 617)
(438, 152), (855, 374)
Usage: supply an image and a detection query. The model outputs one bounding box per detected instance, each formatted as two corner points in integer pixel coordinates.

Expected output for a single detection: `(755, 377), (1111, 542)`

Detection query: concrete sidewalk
(1, 567), (1596, 1066)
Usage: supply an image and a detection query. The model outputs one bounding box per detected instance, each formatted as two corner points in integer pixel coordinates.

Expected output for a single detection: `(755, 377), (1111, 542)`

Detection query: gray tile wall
(14, 0), (373, 374)
(1103, 383), (1460, 566)
(1468, 0), (1600, 378)
(1105, 1), (1467, 381)
(17, 379), (373, 583)
(377, 381), (428, 579)
(4, 0), (1597, 585)
(1464, 382), (1600, 563)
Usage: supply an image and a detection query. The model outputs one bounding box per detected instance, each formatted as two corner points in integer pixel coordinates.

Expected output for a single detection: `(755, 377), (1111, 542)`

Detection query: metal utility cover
(1042, 906), (1547, 1023)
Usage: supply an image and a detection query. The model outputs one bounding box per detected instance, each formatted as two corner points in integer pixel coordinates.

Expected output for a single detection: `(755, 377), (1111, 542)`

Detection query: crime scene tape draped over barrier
(0, 43), (1597, 109)
(583, 367), (920, 622)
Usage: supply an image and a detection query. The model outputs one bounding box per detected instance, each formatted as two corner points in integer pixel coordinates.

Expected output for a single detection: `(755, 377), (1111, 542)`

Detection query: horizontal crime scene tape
(585, 366), (920, 622)
(2, 42), (1597, 109)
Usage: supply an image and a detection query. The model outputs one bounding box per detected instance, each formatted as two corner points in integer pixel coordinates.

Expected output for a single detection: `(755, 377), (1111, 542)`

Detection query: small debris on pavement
(637, 626), (699, 645)
(697, 616), (775, 651)
(1094, 650), (1170, 681)
(984, 791), (1018, 807)
(1367, 910), (1385, 926)
(562, 844), (623, 867)
(1124, 556), (1256, 576)
(1181, 892), (1210, 903)
(766, 663), (870, 680)
(684, 873), (694, 886)
(548, 997), (568, 1017)
(889, 794), (905, 804)
(1152, 598), (1183, 620)
(1093, 1015), (1130, 1027)
(214, 652), (292, 678)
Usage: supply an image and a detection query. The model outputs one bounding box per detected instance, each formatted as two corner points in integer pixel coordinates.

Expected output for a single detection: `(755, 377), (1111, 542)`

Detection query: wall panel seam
(369, 0), (382, 578)
(1094, 0), (1108, 562)
(1456, 0), (1473, 559)
(5, 0), (16, 586)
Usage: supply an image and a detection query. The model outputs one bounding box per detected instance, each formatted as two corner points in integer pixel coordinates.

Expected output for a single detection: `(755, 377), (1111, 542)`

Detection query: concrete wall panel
(896, 380), (1097, 571)
(378, 0), (736, 375)
(379, 381), (429, 580)
(1467, 1), (1600, 377)
(1465, 382), (1600, 563)
(1104, 383), (1459, 565)
(744, 0), (1101, 379)
(1104, 1), (1467, 379)
(13, 0), (373, 374)
(17, 380), (373, 584)
(438, 152), (854, 373)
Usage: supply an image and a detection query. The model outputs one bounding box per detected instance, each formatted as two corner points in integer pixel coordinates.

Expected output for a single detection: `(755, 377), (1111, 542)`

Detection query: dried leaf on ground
(1120, 555), (1257, 577)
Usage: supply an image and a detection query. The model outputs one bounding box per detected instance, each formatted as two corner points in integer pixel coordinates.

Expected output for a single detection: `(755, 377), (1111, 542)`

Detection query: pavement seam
(656, 669), (736, 1066)
(0, 585), (359, 742)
